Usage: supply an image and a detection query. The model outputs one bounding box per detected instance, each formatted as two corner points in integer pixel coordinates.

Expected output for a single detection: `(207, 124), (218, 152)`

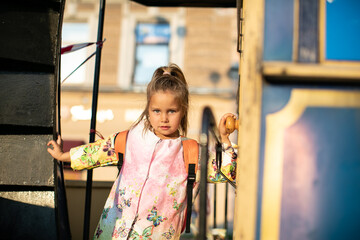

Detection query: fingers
(47, 136), (65, 160)
(48, 137), (62, 147)
(47, 139), (59, 152)
(47, 140), (55, 147)
(47, 146), (57, 159)
(220, 113), (236, 123)
(219, 113), (236, 128)
(47, 147), (54, 155)
(223, 113), (237, 120)
(218, 113), (237, 142)
(56, 135), (62, 145)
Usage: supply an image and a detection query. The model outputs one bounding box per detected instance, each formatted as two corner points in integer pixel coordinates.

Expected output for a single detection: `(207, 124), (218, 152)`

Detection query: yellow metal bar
(263, 62), (360, 81)
(233, 0), (264, 239)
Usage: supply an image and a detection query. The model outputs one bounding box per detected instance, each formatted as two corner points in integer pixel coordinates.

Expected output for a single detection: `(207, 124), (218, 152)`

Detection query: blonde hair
(133, 63), (189, 136)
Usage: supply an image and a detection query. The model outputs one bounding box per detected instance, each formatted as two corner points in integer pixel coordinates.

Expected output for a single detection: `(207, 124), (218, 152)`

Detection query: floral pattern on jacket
(70, 122), (237, 239)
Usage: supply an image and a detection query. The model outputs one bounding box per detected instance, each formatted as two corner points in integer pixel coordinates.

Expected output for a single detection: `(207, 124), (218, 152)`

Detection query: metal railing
(198, 106), (236, 239)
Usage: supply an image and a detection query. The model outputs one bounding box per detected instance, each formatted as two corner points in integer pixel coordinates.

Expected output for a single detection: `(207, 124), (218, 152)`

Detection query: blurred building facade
(61, 0), (239, 181)
(61, 1), (238, 238)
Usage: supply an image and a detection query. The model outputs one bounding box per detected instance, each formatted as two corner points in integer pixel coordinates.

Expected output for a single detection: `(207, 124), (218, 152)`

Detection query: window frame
(132, 21), (171, 86)
(117, 4), (186, 90)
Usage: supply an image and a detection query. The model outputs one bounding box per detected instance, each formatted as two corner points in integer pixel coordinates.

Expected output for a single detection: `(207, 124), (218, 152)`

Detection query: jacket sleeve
(70, 133), (119, 170)
(207, 142), (237, 183)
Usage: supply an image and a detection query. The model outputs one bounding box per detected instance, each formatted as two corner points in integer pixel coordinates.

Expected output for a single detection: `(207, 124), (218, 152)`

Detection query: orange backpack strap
(182, 138), (199, 173)
(182, 137), (199, 233)
(114, 130), (129, 172)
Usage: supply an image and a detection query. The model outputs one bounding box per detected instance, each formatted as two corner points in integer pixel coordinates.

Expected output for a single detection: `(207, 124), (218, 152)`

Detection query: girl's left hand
(218, 113), (237, 145)
(47, 135), (71, 162)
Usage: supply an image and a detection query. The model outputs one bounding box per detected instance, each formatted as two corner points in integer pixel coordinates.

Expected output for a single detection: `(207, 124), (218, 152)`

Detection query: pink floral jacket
(70, 122), (236, 239)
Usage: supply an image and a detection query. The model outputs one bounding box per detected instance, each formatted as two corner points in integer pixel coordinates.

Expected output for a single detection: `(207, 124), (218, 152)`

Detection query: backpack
(114, 130), (199, 233)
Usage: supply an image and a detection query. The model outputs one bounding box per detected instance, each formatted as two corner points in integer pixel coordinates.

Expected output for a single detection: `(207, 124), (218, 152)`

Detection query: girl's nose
(161, 113), (169, 122)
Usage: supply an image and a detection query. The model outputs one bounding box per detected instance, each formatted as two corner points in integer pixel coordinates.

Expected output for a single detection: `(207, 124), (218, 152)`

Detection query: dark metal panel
(0, 191), (57, 239)
(0, 73), (55, 128)
(131, 0), (236, 8)
(298, 0), (319, 62)
(0, 135), (54, 186)
(0, 0), (62, 71)
(0, 0), (70, 238)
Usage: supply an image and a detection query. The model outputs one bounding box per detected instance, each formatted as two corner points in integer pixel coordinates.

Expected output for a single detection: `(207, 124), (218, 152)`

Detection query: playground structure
(1, 0), (360, 239)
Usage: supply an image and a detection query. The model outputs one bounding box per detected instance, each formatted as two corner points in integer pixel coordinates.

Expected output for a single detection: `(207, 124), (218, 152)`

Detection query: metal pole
(225, 182), (228, 236)
(56, 47), (72, 240)
(83, 0), (106, 239)
(199, 107), (216, 239)
(199, 107), (236, 239)
(214, 184), (217, 229)
(56, 2), (72, 237)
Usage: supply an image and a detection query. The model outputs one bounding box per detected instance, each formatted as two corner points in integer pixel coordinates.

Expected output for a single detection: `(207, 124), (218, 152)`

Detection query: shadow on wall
(0, 196), (56, 239)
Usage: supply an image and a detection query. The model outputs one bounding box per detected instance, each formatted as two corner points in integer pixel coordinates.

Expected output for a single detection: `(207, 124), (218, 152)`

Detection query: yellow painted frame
(233, 0), (264, 239)
(262, 0), (360, 81)
(260, 89), (360, 240)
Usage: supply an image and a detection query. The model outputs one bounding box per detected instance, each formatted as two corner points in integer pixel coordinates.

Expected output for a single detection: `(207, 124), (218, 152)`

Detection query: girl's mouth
(160, 126), (170, 130)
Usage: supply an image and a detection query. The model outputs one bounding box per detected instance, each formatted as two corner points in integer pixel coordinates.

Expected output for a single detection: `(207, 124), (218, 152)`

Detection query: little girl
(47, 63), (237, 240)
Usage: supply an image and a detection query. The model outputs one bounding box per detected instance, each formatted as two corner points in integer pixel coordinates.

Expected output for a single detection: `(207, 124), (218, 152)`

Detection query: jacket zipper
(126, 139), (161, 239)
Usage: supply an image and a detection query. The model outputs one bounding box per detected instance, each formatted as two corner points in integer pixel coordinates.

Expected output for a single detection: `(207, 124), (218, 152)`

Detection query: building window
(61, 22), (91, 85)
(133, 22), (171, 85)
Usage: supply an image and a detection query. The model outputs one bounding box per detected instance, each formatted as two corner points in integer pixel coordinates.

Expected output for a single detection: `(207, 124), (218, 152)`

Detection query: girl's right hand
(218, 113), (237, 145)
(47, 135), (71, 162)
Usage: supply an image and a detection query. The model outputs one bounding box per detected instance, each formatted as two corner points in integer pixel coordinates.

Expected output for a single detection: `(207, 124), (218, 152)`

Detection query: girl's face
(148, 90), (183, 139)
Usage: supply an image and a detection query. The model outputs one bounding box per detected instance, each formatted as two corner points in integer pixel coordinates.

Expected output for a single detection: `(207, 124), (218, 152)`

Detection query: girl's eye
(169, 110), (176, 114)
(153, 109), (160, 113)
